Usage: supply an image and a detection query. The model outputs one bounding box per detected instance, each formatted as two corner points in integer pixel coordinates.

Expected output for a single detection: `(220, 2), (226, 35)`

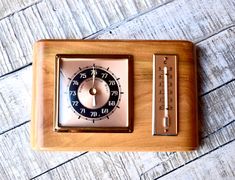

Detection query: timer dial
(68, 65), (120, 121)
(55, 54), (132, 133)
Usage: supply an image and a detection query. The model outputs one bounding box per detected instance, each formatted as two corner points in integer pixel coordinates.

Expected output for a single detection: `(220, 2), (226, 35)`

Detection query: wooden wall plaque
(31, 40), (198, 151)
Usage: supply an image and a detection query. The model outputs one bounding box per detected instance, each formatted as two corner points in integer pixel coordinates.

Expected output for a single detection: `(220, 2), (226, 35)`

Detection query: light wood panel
(197, 27), (235, 94)
(141, 124), (235, 179)
(31, 40), (197, 151)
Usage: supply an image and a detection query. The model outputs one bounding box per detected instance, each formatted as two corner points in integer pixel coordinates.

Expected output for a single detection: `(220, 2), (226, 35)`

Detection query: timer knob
(68, 65), (120, 121)
(77, 78), (110, 109)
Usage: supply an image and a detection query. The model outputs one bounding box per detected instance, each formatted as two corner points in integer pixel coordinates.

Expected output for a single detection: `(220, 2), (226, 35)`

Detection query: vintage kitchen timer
(55, 54), (132, 132)
(31, 40), (198, 151)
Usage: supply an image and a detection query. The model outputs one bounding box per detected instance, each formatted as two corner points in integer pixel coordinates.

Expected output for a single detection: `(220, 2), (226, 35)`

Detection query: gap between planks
(0, 120), (29, 136)
(156, 141), (235, 180)
(83, 0), (175, 39)
(145, 138), (235, 180)
(0, 0), (42, 21)
(26, 119), (235, 179)
(200, 78), (235, 97)
(31, 152), (89, 180)
(140, 119), (235, 179)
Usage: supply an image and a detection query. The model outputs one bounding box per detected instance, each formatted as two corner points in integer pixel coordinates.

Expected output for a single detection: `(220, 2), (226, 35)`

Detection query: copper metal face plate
(54, 54), (133, 133)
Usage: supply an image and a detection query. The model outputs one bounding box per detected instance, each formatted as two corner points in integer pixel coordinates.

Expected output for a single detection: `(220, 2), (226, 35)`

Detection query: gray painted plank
(96, 0), (235, 41)
(0, 0), (39, 20)
(197, 28), (235, 94)
(140, 121), (235, 179)
(0, 66), (31, 133)
(32, 120), (235, 179)
(0, 0), (171, 76)
(0, 123), (84, 180)
(200, 79), (235, 137)
(159, 141), (235, 180)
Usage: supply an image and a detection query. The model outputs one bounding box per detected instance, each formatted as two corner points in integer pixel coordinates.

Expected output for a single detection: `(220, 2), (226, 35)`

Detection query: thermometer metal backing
(152, 55), (178, 135)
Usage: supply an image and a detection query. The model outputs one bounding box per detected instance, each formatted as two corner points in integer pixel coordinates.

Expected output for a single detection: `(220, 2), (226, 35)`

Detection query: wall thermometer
(152, 55), (178, 136)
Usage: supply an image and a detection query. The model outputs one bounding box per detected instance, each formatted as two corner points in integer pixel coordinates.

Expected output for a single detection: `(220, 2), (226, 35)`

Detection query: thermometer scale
(152, 55), (178, 135)
(163, 66), (169, 132)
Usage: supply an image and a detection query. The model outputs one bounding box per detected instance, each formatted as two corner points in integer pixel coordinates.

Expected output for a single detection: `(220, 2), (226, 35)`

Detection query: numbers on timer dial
(68, 65), (121, 121)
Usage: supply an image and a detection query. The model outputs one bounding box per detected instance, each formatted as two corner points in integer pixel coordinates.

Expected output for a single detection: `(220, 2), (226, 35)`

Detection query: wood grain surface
(31, 40), (197, 151)
(0, 0), (234, 179)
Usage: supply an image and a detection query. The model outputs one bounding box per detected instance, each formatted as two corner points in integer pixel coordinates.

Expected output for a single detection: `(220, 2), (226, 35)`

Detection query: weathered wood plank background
(0, 0), (234, 179)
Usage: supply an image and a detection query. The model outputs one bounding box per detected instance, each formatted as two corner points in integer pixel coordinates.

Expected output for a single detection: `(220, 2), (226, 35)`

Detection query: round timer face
(56, 55), (132, 133)
(68, 65), (121, 121)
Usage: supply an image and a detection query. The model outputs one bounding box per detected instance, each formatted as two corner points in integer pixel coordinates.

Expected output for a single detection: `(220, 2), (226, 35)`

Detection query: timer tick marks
(68, 65), (121, 121)
(57, 55), (130, 132)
